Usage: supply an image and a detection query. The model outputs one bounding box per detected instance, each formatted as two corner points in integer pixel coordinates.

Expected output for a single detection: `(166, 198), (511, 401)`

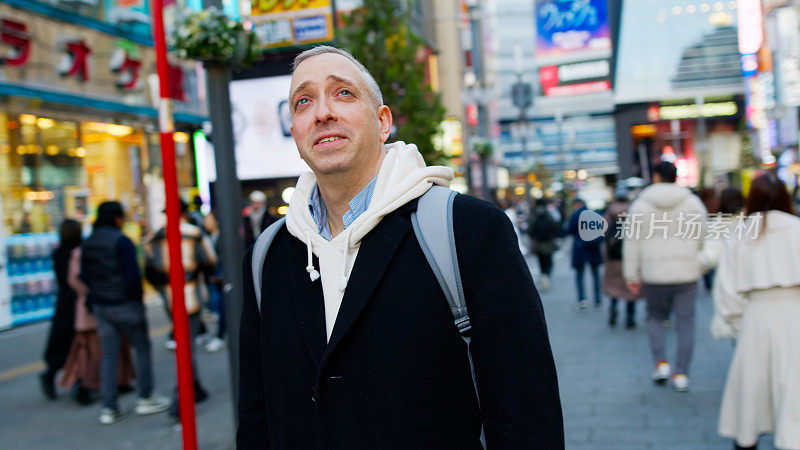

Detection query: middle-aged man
(237, 46), (563, 449)
(243, 190), (275, 249)
(623, 161), (707, 393)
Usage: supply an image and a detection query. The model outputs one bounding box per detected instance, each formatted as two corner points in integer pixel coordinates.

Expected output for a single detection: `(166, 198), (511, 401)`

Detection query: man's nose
(314, 97), (337, 123)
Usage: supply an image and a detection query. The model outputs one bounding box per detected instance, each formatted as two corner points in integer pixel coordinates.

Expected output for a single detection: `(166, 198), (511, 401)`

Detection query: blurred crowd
(501, 162), (800, 449)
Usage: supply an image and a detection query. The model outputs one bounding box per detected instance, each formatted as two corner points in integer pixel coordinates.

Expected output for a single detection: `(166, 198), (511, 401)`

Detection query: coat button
(311, 387), (318, 403)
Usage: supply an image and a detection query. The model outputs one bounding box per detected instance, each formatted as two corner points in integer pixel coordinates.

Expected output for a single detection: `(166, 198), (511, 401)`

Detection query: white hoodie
(285, 142), (454, 341)
(622, 182), (708, 285)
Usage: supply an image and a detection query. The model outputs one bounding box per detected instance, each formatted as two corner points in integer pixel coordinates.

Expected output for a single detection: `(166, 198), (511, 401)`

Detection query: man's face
(289, 53), (391, 177)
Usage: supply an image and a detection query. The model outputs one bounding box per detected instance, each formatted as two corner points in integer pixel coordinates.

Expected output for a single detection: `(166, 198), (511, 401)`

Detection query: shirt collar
(308, 175), (378, 241)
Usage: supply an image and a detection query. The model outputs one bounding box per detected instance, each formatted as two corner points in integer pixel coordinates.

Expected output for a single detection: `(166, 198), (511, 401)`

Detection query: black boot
(194, 380), (209, 403)
(75, 386), (94, 405)
(608, 310), (617, 327)
(39, 371), (56, 400)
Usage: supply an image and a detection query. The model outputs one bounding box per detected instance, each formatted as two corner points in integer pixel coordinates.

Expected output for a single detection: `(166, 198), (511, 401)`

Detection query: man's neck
(316, 147), (386, 238)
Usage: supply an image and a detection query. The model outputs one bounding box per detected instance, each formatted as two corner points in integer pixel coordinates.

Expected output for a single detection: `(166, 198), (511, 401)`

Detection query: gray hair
(292, 45), (384, 106)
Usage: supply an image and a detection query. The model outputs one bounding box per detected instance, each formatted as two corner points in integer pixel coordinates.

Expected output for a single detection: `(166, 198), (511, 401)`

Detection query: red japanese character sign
(57, 39), (91, 82)
(0, 19), (31, 66)
(110, 48), (142, 90)
(168, 64), (187, 101)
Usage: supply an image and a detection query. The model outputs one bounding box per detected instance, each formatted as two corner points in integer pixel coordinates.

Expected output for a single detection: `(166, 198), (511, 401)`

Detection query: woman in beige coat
(712, 174), (800, 449)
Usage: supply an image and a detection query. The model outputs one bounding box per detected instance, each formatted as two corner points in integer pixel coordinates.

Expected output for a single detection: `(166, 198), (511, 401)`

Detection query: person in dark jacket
(565, 198), (604, 309)
(528, 198), (561, 291)
(80, 201), (169, 424)
(243, 190), (275, 249)
(238, 46), (563, 449)
(39, 219), (82, 400)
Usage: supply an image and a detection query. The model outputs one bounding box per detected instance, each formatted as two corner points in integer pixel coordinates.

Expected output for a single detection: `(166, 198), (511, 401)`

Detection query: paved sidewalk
(0, 245), (775, 449)
(532, 246), (774, 449)
(0, 301), (235, 450)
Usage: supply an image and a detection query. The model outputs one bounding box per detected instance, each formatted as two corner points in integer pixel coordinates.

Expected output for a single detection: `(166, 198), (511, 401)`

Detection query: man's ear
(377, 105), (393, 143)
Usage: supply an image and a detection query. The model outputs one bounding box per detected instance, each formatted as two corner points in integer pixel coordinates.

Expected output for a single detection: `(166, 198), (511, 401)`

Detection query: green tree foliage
(339, 0), (448, 165)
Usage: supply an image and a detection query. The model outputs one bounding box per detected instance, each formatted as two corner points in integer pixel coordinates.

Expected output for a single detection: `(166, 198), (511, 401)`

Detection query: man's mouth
(315, 136), (346, 146)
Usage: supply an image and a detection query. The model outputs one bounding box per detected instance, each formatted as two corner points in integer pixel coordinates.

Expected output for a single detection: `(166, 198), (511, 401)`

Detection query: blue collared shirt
(308, 176), (378, 241)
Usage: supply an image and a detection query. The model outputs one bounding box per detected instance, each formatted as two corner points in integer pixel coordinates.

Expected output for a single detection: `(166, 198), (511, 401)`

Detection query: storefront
(0, 3), (206, 328)
(620, 97), (745, 187)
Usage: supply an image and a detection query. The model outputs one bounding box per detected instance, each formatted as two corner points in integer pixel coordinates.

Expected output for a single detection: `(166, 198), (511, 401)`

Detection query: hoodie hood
(637, 182), (694, 210)
(286, 141), (453, 249)
(284, 141), (453, 341)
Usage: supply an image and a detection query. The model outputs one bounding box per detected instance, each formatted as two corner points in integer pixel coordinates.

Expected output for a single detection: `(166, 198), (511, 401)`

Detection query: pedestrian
(499, 198), (527, 256)
(60, 240), (136, 405)
(39, 219), (81, 400)
(143, 199), (216, 416)
(528, 198), (560, 291)
(564, 198), (603, 309)
(698, 187), (745, 273)
(697, 187), (719, 293)
(243, 190), (275, 249)
(237, 46), (563, 448)
(80, 201), (170, 424)
(712, 174), (800, 449)
(623, 161), (707, 392)
(603, 188), (641, 328)
(201, 211), (225, 352)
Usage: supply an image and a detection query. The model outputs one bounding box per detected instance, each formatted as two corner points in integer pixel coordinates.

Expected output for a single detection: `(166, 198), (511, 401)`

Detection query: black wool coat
(237, 194), (564, 449)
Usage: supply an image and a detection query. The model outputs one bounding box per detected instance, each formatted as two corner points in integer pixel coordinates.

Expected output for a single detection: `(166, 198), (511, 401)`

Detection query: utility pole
(202, 0), (245, 423)
(512, 43), (533, 205)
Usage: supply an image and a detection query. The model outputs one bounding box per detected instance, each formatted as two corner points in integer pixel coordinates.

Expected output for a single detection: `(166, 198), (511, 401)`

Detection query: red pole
(150, 0), (198, 448)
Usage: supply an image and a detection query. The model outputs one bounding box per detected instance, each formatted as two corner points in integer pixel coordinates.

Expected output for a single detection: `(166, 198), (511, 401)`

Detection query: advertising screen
(535, 0), (611, 59)
(213, 75), (309, 180)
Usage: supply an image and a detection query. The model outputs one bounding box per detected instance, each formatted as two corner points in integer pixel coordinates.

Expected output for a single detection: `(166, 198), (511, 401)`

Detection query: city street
(0, 246), (774, 449)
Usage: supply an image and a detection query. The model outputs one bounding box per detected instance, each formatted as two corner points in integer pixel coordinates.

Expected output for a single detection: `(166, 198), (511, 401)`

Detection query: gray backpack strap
(251, 217), (286, 314)
(411, 185), (485, 448)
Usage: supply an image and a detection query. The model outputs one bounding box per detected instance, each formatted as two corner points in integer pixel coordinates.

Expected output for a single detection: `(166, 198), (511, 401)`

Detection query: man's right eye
(296, 98), (309, 107)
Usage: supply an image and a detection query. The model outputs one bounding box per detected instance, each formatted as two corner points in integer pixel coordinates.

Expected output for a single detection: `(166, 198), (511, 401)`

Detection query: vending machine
(0, 195), (11, 330)
(5, 232), (58, 327)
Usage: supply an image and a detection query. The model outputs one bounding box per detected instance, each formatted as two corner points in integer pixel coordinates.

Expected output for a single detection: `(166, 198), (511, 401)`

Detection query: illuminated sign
(539, 59), (610, 97)
(657, 102), (739, 120)
(250, 0), (334, 49)
(535, 0), (611, 59)
(737, 0), (763, 55)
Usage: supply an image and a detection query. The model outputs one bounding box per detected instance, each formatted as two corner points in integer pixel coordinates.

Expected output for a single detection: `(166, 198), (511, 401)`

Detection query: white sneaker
(194, 334), (210, 347)
(164, 339), (177, 351)
(652, 361), (671, 384)
(135, 395), (171, 415)
(540, 275), (550, 292)
(99, 407), (124, 424)
(579, 300), (589, 310)
(672, 374), (690, 392)
(205, 337), (225, 352)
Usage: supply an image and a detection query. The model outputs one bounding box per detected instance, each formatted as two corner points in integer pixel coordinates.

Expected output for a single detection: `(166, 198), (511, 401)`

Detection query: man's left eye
(338, 89), (352, 96)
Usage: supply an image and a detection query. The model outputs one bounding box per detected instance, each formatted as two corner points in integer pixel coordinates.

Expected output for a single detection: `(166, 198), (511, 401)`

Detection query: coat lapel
(287, 240), (326, 367)
(324, 214), (411, 357)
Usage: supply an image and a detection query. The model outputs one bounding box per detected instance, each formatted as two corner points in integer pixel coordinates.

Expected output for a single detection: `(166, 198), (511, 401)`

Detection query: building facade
(0, 0), (206, 328)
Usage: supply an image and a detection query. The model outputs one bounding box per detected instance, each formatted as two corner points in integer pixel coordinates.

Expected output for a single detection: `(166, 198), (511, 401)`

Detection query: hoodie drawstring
(305, 231), (320, 282)
(338, 231), (350, 291)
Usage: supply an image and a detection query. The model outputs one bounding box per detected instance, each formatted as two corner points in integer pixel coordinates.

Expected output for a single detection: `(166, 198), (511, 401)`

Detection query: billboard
(535, 0), (611, 59)
(250, 0), (334, 49)
(210, 75), (310, 181)
(538, 59), (611, 97)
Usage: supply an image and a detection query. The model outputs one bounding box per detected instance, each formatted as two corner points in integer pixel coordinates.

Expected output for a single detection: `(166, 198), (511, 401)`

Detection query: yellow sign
(250, 0), (334, 49)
